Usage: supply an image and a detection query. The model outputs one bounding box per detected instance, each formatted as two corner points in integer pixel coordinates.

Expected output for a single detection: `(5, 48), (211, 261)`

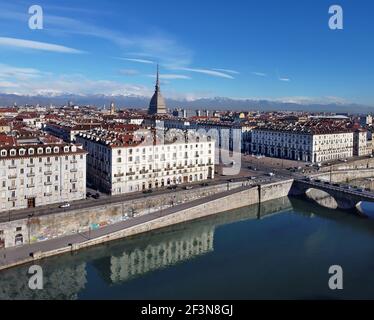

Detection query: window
(16, 227), (22, 232)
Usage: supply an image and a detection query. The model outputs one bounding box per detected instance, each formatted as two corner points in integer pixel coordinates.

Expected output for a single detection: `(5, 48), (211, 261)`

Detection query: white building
(0, 137), (87, 212)
(76, 128), (215, 195)
(251, 121), (361, 163)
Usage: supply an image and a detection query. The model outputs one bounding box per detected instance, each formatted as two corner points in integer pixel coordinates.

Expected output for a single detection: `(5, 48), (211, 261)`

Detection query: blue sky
(0, 0), (373, 105)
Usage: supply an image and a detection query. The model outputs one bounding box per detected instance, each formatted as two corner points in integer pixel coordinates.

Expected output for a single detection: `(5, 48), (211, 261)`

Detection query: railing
(27, 184), (35, 188)
(126, 172), (135, 176)
(27, 173), (35, 177)
(8, 186), (17, 190)
(8, 174), (17, 179)
(44, 171), (52, 175)
(8, 165), (16, 169)
(44, 181), (52, 186)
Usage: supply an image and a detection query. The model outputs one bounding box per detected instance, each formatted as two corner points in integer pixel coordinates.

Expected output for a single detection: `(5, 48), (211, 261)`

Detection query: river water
(1, 197), (374, 300)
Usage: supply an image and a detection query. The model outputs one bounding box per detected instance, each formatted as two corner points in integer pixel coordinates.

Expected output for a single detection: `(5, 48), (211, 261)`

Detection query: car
(201, 182), (209, 187)
(59, 203), (70, 208)
(267, 172), (275, 177)
(357, 188), (365, 193)
(323, 181), (330, 185)
(304, 177), (311, 181)
(184, 186), (193, 190)
(249, 176), (257, 180)
(344, 185), (352, 190)
(92, 193), (100, 199)
(167, 185), (177, 190)
(227, 179), (234, 182)
(86, 192), (92, 198)
(314, 179), (321, 183)
(143, 189), (153, 194)
(333, 183), (340, 187)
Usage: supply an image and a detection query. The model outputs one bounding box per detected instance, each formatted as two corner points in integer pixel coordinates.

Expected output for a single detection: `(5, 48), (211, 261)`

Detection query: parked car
(267, 172), (275, 177)
(167, 185), (177, 190)
(201, 182), (209, 187)
(86, 192), (92, 198)
(184, 186), (193, 190)
(143, 189), (153, 194)
(333, 183), (340, 187)
(59, 203), (71, 208)
(227, 179), (234, 182)
(92, 193), (100, 199)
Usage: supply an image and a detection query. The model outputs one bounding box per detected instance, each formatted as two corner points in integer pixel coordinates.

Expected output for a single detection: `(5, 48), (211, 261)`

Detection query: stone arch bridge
(291, 179), (374, 211)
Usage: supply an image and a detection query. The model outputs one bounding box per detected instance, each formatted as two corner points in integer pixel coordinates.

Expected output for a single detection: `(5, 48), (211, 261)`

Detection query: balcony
(44, 192), (52, 197)
(8, 174), (17, 179)
(45, 162), (52, 167)
(70, 178), (78, 183)
(140, 170), (148, 174)
(153, 169), (161, 173)
(27, 184), (35, 188)
(27, 163), (35, 168)
(70, 168), (78, 173)
(44, 181), (52, 186)
(8, 186), (17, 191)
(126, 172), (135, 176)
(44, 171), (52, 175)
(70, 159), (78, 164)
(27, 173), (35, 177)
(70, 189), (78, 193)
(8, 165), (16, 169)
(8, 197), (17, 201)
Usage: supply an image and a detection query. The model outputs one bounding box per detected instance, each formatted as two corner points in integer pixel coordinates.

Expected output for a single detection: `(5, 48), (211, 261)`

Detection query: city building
(0, 135), (87, 212)
(76, 128), (215, 195)
(148, 65), (167, 115)
(251, 120), (361, 163)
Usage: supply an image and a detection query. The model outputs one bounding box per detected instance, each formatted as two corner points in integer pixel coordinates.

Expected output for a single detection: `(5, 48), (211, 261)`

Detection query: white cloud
(170, 67), (234, 79)
(213, 68), (239, 75)
(0, 37), (84, 54)
(279, 77), (290, 82)
(118, 58), (154, 64)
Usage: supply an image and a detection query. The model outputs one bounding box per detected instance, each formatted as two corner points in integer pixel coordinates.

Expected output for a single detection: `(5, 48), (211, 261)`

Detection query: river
(1, 197), (374, 300)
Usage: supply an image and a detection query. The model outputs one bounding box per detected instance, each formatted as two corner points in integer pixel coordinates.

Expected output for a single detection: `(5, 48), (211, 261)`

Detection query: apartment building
(76, 128), (215, 195)
(0, 136), (87, 212)
(251, 121), (363, 163)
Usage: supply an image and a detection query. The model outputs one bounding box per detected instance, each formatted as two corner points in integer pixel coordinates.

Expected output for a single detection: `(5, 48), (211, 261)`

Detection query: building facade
(251, 122), (362, 163)
(0, 139), (87, 213)
(77, 129), (215, 195)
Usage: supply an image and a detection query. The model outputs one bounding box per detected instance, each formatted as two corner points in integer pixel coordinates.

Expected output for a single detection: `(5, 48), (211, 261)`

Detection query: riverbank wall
(0, 179), (293, 270)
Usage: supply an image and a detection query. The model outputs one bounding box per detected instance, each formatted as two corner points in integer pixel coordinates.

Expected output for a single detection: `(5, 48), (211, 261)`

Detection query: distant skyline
(0, 0), (374, 106)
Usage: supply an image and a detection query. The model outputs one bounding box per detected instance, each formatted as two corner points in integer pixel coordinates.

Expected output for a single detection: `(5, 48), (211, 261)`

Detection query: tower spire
(156, 64), (160, 90)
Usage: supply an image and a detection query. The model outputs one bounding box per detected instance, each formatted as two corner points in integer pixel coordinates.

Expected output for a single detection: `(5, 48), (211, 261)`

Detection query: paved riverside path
(0, 185), (251, 270)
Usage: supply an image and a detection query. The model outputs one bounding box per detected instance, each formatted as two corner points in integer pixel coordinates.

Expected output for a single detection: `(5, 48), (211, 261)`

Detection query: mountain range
(0, 93), (372, 114)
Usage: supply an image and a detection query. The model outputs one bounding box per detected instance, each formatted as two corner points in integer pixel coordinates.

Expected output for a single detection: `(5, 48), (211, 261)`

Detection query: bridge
(292, 178), (374, 211)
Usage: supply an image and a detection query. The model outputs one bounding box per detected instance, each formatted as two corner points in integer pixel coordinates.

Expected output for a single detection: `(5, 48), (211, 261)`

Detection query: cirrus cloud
(0, 37), (84, 54)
